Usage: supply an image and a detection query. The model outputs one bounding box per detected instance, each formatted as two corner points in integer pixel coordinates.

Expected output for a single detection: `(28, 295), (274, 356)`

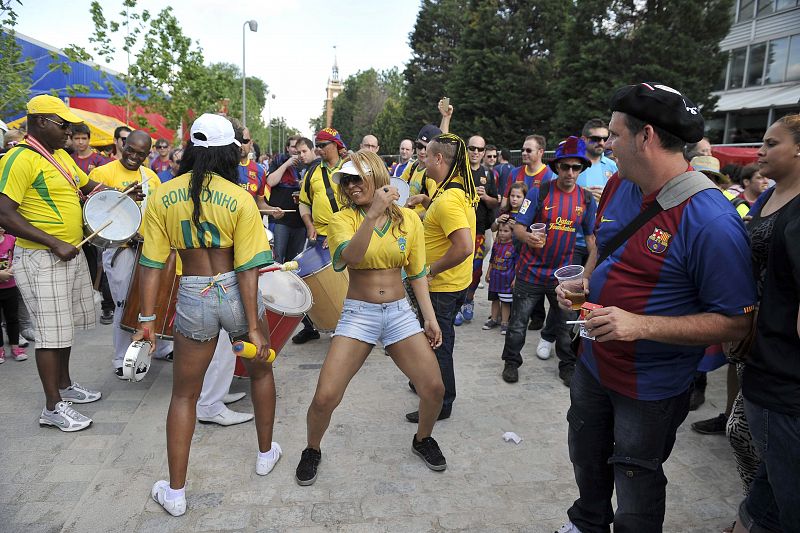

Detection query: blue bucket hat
(548, 136), (592, 172)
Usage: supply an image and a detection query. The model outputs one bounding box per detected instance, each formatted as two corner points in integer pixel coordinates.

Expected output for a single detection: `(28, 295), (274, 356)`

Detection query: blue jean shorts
(174, 271), (266, 342)
(333, 298), (423, 348)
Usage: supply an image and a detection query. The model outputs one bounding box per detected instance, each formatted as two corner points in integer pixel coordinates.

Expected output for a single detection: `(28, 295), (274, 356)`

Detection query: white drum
(122, 340), (152, 382)
(83, 189), (141, 248)
(390, 177), (410, 207)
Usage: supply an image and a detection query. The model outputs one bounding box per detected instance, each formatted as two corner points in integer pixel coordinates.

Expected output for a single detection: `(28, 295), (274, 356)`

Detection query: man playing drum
(88, 130), (170, 378)
(134, 114), (278, 517)
(0, 95), (138, 431)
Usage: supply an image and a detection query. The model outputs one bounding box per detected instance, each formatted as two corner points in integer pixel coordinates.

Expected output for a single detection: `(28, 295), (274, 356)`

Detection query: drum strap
(16, 140), (85, 201)
(320, 165), (340, 214)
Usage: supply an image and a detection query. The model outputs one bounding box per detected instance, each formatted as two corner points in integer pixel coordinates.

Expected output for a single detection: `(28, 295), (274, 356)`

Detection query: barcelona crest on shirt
(646, 227), (671, 254)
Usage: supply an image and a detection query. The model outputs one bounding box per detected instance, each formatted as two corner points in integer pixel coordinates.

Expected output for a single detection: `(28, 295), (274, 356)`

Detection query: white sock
(165, 486), (185, 501)
(258, 445), (277, 461)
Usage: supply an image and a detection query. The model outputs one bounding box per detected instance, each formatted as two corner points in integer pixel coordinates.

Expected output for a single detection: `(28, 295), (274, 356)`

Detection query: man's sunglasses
(467, 146), (486, 152)
(522, 148), (539, 154)
(316, 141), (332, 149)
(588, 135), (608, 143)
(156, 144), (169, 149)
(558, 162), (584, 172)
(415, 141), (428, 150)
(485, 154), (497, 158)
(42, 116), (70, 130)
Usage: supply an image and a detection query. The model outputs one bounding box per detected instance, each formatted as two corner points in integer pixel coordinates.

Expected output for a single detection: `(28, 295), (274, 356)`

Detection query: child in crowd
(483, 222), (517, 334)
(0, 226), (26, 363)
(492, 181), (527, 250)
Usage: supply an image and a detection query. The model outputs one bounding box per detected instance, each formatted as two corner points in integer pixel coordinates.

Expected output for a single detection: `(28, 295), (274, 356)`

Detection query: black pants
(0, 286), (20, 345)
(84, 245), (114, 312)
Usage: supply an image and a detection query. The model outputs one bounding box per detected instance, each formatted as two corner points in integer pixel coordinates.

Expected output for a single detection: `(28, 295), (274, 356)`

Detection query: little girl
(483, 222), (517, 334)
(492, 182), (527, 244)
(0, 226), (26, 363)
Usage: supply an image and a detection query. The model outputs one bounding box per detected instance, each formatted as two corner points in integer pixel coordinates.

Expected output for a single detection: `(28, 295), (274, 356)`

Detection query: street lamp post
(242, 19), (258, 128)
(268, 94), (275, 155)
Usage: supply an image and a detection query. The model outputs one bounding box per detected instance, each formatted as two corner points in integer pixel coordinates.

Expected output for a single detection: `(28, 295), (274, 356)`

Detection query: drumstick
(106, 176), (152, 213)
(54, 220), (113, 264)
(260, 209), (297, 213)
(258, 261), (299, 274)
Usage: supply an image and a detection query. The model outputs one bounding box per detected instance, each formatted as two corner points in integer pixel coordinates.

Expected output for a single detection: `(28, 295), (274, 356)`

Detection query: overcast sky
(13, 0), (421, 138)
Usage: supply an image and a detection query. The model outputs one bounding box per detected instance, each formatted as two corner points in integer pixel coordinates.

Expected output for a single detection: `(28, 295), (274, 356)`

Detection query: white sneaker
(555, 521), (582, 533)
(151, 480), (186, 517)
(39, 401), (92, 432)
(223, 392), (246, 404)
(59, 382), (102, 404)
(256, 442), (282, 476)
(197, 406), (254, 426)
(536, 338), (554, 360)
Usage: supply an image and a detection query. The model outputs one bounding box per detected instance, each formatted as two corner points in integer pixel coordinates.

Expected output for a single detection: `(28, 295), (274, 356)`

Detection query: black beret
(609, 82), (705, 143)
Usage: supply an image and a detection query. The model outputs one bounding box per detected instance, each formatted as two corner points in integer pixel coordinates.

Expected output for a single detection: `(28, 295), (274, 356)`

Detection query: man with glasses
(456, 135), (499, 325)
(293, 128), (347, 344)
(578, 118), (618, 203)
(150, 138), (171, 174)
(359, 134), (380, 153)
(112, 126), (131, 161)
(390, 139), (414, 178)
(500, 135), (554, 211)
(500, 137), (597, 385)
(0, 95), (132, 431)
(89, 130), (169, 378)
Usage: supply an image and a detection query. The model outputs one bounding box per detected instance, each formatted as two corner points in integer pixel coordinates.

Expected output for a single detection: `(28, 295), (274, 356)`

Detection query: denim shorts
(333, 298), (423, 348)
(174, 271), (266, 342)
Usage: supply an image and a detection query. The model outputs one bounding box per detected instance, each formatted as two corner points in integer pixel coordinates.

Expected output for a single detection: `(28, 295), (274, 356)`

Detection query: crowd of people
(0, 84), (798, 533)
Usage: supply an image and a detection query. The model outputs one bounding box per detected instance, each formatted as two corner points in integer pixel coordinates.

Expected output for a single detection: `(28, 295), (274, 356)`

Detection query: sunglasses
(42, 116), (70, 130)
(522, 148), (539, 154)
(339, 173), (362, 186)
(485, 154), (497, 158)
(467, 146), (486, 152)
(316, 141), (332, 149)
(558, 162), (584, 172)
(156, 144), (169, 149)
(415, 141), (428, 150)
(118, 135), (129, 142)
(588, 135), (608, 143)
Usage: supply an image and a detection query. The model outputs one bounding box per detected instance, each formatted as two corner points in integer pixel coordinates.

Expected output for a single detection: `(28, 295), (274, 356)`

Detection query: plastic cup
(554, 265), (586, 311)
(529, 223), (547, 249)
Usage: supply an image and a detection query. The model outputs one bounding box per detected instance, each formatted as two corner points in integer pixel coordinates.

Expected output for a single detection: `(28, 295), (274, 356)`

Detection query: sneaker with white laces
(555, 521), (582, 533)
(59, 382), (102, 404)
(39, 401), (92, 432)
(536, 338), (554, 360)
(256, 442), (282, 476)
(151, 480), (186, 517)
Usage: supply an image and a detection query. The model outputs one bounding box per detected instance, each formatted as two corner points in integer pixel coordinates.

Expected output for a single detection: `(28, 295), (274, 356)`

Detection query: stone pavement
(0, 292), (742, 532)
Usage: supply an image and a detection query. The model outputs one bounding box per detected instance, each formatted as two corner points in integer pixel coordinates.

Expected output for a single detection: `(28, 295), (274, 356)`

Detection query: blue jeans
(566, 362), (691, 533)
(501, 278), (575, 373)
(430, 289), (466, 414)
(738, 398), (800, 532)
(272, 223), (307, 263)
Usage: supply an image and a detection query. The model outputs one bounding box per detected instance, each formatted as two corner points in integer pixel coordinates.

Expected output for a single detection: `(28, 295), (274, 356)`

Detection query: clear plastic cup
(554, 265), (585, 311)
(529, 222), (546, 249)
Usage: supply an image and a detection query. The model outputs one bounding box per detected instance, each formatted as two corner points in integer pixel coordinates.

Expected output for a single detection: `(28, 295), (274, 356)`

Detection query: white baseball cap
(190, 113), (240, 148)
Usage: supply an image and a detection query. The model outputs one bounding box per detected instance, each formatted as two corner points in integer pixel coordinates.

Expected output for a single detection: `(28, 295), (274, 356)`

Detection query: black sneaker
(405, 408), (451, 423)
(295, 447), (322, 486)
(689, 388), (706, 411)
(502, 363), (518, 383)
(100, 309), (114, 325)
(292, 328), (320, 345)
(412, 434), (447, 471)
(528, 318), (544, 330)
(691, 413), (727, 435)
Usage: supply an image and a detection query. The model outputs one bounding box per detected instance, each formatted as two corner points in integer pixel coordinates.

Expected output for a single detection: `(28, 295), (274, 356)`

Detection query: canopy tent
(712, 146), (759, 168)
(4, 31), (175, 142)
(6, 107), (132, 147)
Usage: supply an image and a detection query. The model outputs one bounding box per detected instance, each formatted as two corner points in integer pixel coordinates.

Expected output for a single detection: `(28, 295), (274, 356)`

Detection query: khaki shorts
(14, 246), (96, 349)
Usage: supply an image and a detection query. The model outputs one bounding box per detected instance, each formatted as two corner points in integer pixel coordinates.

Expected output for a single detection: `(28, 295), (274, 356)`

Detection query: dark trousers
(501, 278), (575, 372)
(272, 223), (307, 264)
(84, 245), (114, 312)
(0, 286), (20, 345)
(430, 289), (467, 413)
(566, 363), (691, 533)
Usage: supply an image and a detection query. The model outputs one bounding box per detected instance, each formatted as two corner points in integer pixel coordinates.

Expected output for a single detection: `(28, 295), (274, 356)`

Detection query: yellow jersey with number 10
(140, 172), (272, 272)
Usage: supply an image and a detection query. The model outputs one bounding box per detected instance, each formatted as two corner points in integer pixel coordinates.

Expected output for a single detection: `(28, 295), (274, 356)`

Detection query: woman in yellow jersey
(133, 114), (278, 517)
(294, 150), (447, 486)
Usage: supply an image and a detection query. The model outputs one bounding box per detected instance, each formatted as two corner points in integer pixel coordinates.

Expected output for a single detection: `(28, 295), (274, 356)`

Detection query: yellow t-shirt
(424, 175), (477, 292)
(298, 159), (344, 236)
(328, 207), (427, 279)
(723, 190), (750, 219)
(140, 173), (272, 272)
(88, 160), (161, 199)
(399, 161), (436, 217)
(0, 142), (89, 249)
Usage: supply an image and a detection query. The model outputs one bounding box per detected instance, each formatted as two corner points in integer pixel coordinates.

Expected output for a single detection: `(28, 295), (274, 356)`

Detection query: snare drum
(294, 244), (349, 332)
(234, 268), (313, 378)
(83, 189), (142, 248)
(120, 248), (180, 340)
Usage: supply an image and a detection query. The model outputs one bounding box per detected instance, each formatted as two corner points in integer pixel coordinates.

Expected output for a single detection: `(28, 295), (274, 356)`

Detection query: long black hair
(177, 137), (240, 237)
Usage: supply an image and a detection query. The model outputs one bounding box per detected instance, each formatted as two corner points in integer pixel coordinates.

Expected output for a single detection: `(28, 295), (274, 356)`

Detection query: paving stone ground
(0, 290), (742, 532)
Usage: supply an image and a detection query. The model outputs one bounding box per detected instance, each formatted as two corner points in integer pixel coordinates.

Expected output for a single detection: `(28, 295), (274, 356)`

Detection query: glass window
(705, 115), (726, 144)
(776, 0), (797, 10)
(787, 35), (800, 82)
(738, 0), (755, 21)
(757, 0), (775, 17)
(729, 47), (747, 89)
(728, 110), (769, 143)
(765, 37), (789, 84)
(747, 42), (767, 86)
(715, 53), (730, 91)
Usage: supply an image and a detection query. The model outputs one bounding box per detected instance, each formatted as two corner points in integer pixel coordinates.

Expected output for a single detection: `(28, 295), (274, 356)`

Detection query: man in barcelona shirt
(553, 83), (757, 533)
(500, 136), (597, 386)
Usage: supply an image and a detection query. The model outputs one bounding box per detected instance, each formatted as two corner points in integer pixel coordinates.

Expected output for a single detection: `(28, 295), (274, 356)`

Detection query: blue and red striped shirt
(488, 241), (517, 294)
(237, 161), (267, 199)
(71, 151), (109, 175)
(515, 182), (596, 286)
(582, 174), (757, 400)
(503, 164), (554, 198)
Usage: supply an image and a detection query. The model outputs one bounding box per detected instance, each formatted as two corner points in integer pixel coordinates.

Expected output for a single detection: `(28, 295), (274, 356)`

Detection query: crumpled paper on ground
(502, 431), (522, 444)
